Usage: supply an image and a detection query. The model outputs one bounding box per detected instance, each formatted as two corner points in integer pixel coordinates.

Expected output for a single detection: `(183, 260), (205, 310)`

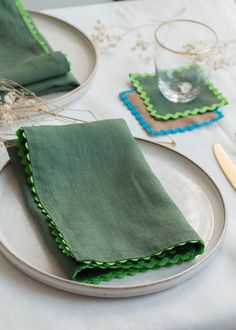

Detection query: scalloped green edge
(16, 128), (205, 284)
(15, 0), (50, 54)
(15, 0), (71, 69)
(130, 72), (228, 120)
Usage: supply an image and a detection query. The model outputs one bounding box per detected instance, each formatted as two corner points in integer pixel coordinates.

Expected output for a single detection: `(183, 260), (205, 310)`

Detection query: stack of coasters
(119, 72), (227, 136)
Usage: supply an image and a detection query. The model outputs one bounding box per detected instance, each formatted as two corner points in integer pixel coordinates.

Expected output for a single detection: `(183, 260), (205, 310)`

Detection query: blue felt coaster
(119, 90), (223, 136)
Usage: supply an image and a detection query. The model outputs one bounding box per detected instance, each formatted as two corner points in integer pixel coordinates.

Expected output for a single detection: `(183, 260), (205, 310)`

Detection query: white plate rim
(0, 139), (227, 298)
(28, 10), (98, 105)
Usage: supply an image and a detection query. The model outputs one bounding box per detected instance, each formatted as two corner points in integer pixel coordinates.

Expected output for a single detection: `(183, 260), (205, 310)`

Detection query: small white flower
(27, 99), (37, 105)
(8, 91), (17, 102)
(4, 94), (12, 105)
(0, 111), (14, 124)
(3, 103), (12, 111)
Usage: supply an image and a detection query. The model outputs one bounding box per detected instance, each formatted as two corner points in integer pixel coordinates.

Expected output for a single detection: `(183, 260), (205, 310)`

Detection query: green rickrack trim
(16, 128), (204, 284)
(15, 0), (50, 54)
(130, 72), (228, 120)
(74, 246), (197, 284)
(16, 128), (73, 257)
(160, 63), (204, 75)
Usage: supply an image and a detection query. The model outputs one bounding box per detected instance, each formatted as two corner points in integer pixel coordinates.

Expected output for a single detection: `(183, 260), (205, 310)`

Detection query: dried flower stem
(0, 79), (175, 147)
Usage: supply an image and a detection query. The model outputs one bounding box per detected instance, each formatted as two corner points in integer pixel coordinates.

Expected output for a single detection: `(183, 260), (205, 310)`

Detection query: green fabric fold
(7, 119), (204, 284)
(0, 0), (79, 95)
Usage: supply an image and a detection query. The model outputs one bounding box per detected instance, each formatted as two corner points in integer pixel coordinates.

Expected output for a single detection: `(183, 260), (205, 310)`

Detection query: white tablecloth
(1, 0), (236, 329)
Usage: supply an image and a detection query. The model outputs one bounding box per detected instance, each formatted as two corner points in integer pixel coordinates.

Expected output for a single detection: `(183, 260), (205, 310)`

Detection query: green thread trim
(160, 63), (203, 75)
(15, 0), (50, 54)
(16, 128), (72, 257)
(75, 248), (197, 284)
(16, 128), (204, 284)
(130, 72), (228, 120)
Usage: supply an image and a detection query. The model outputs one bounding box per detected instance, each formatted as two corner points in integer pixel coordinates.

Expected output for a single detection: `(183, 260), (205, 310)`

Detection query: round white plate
(0, 140), (226, 298)
(29, 11), (98, 106)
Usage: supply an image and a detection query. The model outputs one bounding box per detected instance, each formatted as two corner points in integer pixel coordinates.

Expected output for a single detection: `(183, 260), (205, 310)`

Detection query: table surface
(1, 0), (236, 329)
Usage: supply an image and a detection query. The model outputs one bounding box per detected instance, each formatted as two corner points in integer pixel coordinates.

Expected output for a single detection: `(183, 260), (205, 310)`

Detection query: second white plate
(0, 140), (226, 298)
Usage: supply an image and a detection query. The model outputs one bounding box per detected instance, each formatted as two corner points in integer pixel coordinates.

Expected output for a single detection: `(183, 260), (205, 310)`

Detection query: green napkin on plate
(7, 119), (204, 284)
(0, 0), (79, 95)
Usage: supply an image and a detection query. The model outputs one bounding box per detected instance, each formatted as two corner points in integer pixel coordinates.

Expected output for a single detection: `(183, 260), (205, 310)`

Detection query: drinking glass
(154, 19), (218, 103)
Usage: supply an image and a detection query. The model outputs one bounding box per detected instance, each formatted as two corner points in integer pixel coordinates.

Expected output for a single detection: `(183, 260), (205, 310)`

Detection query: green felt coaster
(130, 71), (228, 120)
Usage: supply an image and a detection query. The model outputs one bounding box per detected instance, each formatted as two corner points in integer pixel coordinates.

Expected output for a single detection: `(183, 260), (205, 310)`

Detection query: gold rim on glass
(154, 19), (218, 56)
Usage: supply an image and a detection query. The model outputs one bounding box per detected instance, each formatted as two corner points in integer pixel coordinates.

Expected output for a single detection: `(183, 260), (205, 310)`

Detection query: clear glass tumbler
(154, 19), (218, 103)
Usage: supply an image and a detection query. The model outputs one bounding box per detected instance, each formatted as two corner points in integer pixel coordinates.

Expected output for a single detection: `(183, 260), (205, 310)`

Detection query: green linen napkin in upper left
(0, 0), (79, 95)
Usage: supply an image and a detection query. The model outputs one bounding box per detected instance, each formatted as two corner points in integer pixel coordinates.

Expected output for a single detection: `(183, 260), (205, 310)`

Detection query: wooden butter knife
(213, 143), (236, 190)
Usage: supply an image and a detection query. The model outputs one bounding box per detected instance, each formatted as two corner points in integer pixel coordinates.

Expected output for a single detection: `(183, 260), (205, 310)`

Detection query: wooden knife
(213, 143), (236, 190)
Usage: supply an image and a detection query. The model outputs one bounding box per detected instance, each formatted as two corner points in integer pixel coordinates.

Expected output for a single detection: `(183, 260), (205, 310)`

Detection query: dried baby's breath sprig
(90, 7), (186, 58)
(0, 79), (97, 145)
(0, 79), (97, 124)
(91, 20), (124, 53)
(0, 79), (175, 148)
(182, 39), (236, 71)
(130, 33), (153, 63)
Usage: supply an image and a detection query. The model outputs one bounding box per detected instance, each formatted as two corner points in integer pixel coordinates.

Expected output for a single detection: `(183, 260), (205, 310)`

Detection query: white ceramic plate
(28, 11), (98, 106)
(0, 140), (226, 298)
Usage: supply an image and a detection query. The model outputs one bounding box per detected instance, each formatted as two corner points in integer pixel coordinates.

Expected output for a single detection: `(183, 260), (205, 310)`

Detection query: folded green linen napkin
(130, 69), (227, 120)
(7, 119), (204, 284)
(0, 0), (79, 95)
